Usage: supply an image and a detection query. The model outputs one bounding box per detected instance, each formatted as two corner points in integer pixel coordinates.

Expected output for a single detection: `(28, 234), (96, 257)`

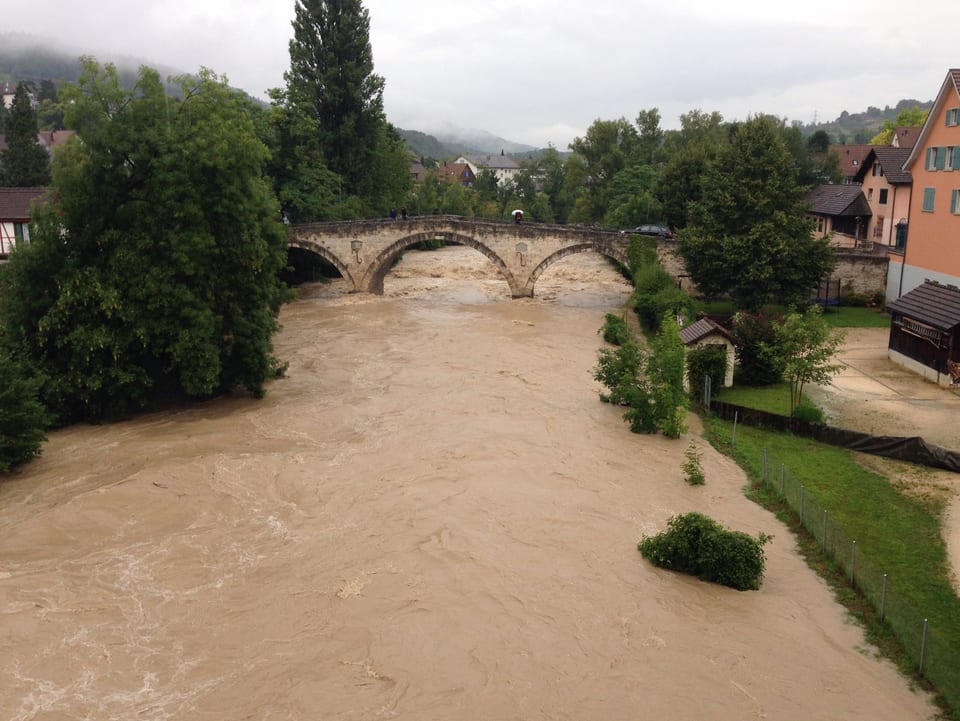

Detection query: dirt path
(806, 327), (960, 593)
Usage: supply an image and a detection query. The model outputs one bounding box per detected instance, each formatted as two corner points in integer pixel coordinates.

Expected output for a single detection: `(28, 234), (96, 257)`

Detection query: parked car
(623, 224), (673, 238)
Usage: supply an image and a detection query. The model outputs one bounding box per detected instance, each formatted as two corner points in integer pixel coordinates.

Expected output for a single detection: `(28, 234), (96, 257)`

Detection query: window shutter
(924, 187), (937, 211)
(927, 147), (936, 169)
(953, 189), (960, 215)
(937, 147), (947, 170)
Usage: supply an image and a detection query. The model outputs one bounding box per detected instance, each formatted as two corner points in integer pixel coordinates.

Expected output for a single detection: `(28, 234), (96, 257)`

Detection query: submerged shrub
(638, 512), (771, 591)
(600, 313), (632, 346)
(682, 442), (706, 485)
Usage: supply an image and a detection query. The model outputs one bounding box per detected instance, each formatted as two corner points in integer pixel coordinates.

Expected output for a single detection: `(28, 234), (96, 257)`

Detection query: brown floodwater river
(0, 247), (936, 720)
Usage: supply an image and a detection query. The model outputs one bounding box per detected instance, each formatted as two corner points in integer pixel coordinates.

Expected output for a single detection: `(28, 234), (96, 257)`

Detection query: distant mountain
(0, 34), (936, 154)
(398, 123), (538, 161)
(0, 33), (187, 93)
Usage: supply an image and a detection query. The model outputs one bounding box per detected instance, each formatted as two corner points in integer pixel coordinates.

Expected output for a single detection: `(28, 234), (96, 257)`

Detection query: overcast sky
(7, 0), (960, 148)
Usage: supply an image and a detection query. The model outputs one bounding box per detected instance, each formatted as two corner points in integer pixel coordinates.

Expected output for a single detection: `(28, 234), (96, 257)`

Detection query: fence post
(850, 540), (857, 587)
(703, 375), (712, 408)
(822, 511), (827, 552)
(732, 411), (738, 445)
(919, 619), (928, 674)
(880, 574), (887, 621)
(762, 448), (768, 483)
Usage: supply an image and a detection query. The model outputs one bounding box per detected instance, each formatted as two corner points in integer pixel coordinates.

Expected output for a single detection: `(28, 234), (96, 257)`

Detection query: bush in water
(638, 512), (772, 591)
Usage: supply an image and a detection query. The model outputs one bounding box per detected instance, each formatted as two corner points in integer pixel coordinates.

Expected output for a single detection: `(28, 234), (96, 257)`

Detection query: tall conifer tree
(1, 82), (51, 187)
(284, 0), (385, 198)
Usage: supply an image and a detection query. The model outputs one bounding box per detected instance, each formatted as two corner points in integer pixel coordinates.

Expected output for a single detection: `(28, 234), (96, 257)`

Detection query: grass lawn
(715, 383), (823, 420)
(696, 300), (891, 329)
(820, 305), (891, 328)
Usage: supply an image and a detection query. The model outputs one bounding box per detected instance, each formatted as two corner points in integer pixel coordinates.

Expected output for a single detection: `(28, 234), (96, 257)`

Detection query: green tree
(283, 0), (393, 203)
(765, 305), (845, 416)
(0, 60), (292, 423)
(869, 106), (929, 145)
(533, 145), (574, 223)
(0, 349), (49, 471)
(646, 313), (688, 438)
(568, 118), (639, 224)
(634, 107), (664, 165)
(657, 110), (726, 230)
(265, 89), (341, 222)
(679, 115), (834, 312)
(0, 82), (51, 187)
(36, 79), (65, 131)
(605, 163), (661, 229)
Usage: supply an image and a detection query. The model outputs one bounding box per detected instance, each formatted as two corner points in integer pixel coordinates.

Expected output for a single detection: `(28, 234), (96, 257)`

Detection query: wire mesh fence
(753, 445), (960, 714)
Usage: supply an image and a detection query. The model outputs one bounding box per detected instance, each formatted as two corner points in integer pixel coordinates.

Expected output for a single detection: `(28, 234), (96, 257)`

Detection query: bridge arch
(522, 242), (631, 297)
(363, 231), (521, 296)
(288, 238), (357, 289)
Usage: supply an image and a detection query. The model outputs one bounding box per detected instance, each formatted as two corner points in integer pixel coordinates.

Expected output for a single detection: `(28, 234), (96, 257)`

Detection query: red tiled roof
(892, 126), (919, 149)
(831, 144), (873, 179)
(0, 187), (48, 221)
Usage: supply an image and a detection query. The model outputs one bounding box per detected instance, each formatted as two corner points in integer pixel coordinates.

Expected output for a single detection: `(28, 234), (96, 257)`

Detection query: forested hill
(796, 98), (934, 144)
(0, 33), (185, 93)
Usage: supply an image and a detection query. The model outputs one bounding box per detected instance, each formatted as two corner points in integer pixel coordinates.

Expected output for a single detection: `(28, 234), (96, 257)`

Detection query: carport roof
(888, 281), (960, 331)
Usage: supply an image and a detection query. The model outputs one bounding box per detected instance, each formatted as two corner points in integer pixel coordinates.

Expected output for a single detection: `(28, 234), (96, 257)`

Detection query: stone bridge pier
(288, 215), (631, 298)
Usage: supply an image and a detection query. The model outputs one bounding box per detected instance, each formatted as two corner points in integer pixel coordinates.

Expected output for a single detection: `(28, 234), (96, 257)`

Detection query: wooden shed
(679, 317), (738, 388)
(887, 280), (960, 386)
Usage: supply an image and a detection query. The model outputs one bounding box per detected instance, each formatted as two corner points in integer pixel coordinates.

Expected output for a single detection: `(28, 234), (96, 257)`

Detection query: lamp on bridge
(351, 239), (363, 263)
(516, 242), (528, 267)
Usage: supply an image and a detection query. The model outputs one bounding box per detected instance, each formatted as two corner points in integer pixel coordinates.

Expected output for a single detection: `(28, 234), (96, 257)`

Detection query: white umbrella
(512, 209), (524, 216)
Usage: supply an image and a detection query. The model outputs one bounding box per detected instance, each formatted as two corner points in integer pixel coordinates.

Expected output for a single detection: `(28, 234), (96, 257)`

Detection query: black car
(625, 224), (673, 238)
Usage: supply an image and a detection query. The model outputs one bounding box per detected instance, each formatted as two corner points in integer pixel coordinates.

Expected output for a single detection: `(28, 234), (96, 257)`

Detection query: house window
(927, 147), (949, 170)
(952, 189), (960, 215)
(13, 222), (27, 244)
(947, 108), (960, 126)
(949, 146), (960, 170)
(879, 188), (888, 204)
(874, 215), (885, 238)
(868, 187), (874, 200)
(817, 217), (825, 234)
(923, 187), (936, 212)
(872, 164), (879, 176)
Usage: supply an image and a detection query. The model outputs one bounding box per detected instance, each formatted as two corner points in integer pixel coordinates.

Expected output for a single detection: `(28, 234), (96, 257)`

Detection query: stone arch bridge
(288, 215), (632, 298)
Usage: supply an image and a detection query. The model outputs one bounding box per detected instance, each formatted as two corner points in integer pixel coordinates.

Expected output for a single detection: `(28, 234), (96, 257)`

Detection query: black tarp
(710, 400), (960, 473)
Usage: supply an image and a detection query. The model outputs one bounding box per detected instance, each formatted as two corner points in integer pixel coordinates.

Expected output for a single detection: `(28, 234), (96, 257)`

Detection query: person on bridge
(401, 207), (408, 220)
(514, 210), (523, 224)
(390, 207), (398, 220)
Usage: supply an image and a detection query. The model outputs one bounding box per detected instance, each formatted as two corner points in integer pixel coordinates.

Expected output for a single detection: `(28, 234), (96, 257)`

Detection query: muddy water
(0, 248), (935, 720)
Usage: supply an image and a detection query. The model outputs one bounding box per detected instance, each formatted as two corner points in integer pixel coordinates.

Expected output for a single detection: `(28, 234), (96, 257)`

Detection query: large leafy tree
(281, 0), (408, 215)
(0, 82), (51, 187)
(657, 110), (726, 230)
(568, 118), (639, 223)
(678, 115), (834, 312)
(0, 60), (291, 423)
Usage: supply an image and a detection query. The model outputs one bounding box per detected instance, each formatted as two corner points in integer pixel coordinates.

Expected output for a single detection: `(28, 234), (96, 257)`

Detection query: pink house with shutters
(889, 69), (960, 299)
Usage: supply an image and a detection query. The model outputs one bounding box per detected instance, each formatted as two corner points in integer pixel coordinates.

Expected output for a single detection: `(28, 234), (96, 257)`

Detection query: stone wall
(656, 239), (889, 300)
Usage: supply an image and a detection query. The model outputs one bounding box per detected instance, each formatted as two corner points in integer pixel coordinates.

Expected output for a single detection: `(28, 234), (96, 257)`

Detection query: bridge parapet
(288, 215), (631, 297)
